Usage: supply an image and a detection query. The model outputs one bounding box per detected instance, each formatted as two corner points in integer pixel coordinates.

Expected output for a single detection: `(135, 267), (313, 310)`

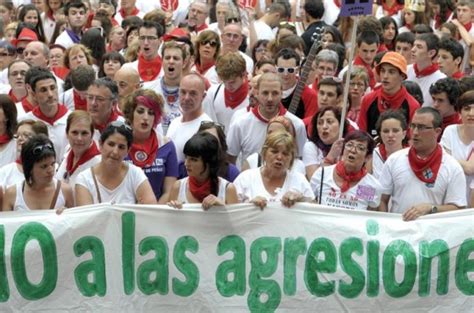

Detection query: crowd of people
(0, 0), (473, 221)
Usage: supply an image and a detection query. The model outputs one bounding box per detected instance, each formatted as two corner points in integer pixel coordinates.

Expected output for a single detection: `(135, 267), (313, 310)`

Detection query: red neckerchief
(377, 85), (407, 111)
(379, 144), (388, 161)
(434, 10), (452, 29)
(464, 22), (473, 32)
(8, 89), (22, 103)
(94, 110), (119, 133)
(47, 9), (55, 21)
(354, 55), (375, 88)
(442, 113), (462, 130)
(408, 145), (443, 184)
(32, 104), (68, 125)
(335, 161), (367, 193)
(119, 6), (139, 19)
(15, 158), (22, 165)
(251, 104), (287, 123)
(333, 0), (341, 7)
(73, 90), (88, 111)
(452, 71), (464, 79)
(138, 54), (162, 82)
(413, 63), (439, 78)
(161, 0), (179, 11)
(0, 134), (11, 144)
(193, 23), (208, 32)
(188, 176), (212, 202)
(128, 130), (159, 168)
(406, 23), (413, 30)
(224, 79), (249, 109)
(194, 60), (215, 75)
(21, 98), (35, 113)
(52, 66), (69, 80)
(65, 141), (100, 176)
(382, 2), (403, 16)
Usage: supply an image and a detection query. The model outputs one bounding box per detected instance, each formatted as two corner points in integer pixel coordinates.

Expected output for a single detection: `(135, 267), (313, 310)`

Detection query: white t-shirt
(440, 124), (474, 199)
(233, 167), (314, 203)
(14, 179), (65, 211)
(372, 146), (385, 180)
(55, 149), (101, 188)
(0, 140), (17, 168)
(167, 113), (213, 162)
(177, 177), (229, 203)
(379, 147), (467, 213)
(0, 163), (24, 189)
(75, 163), (147, 205)
(406, 64), (446, 107)
(202, 83), (249, 133)
(54, 30), (76, 49)
(302, 141), (324, 167)
(59, 89), (74, 111)
(310, 165), (382, 210)
(253, 20), (275, 41)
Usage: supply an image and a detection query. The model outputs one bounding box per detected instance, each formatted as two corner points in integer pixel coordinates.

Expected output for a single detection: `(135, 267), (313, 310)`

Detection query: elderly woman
(304, 107), (349, 180)
(310, 130), (383, 211)
(123, 89), (179, 203)
(3, 134), (74, 211)
(0, 120), (49, 188)
(440, 90), (474, 205)
(192, 30), (221, 84)
(56, 111), (101, 186)
(168, 132), (238, 210)
(234, 131), (314, 209)
(0, 95), (18, 167)
(63, 44), (95, 71)
(75, 122), (157, 205)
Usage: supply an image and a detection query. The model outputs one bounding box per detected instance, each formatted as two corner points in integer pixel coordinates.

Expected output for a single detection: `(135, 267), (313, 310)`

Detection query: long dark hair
(183, 132), (220, 197)
(309, 107), (349, 156)
(198, 121), (228, 179)
(18, 5), (47, 43)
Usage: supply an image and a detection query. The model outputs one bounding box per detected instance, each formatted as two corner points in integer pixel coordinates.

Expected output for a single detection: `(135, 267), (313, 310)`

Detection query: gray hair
(315, 49), (339, 68)
(91, 77), (119, 100)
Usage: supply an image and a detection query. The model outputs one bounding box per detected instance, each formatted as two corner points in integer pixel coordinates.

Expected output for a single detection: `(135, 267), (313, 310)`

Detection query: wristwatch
(431, 205), (438, 214)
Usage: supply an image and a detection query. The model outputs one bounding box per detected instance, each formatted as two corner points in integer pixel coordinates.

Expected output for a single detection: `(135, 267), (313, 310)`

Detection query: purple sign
(340, 0), (374, 17)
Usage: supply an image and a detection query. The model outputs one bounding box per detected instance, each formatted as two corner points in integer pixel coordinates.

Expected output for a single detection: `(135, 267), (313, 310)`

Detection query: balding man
(167, 73), (212, 162)
(188, 1), (209, 34)
(113, 66), (141, 112)
(220, 22), (254, 75)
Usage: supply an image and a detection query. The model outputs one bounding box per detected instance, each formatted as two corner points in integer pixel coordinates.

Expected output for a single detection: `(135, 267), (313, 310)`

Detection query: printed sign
(340, 0), (374, 16)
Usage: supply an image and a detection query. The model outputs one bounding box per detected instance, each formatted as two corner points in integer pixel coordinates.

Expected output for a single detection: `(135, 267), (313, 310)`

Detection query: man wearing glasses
(122, 21), (163, 82)
(379, 107), (466, 220)
(220, 22), (254, 75)
(18, 67), (71, 163)
(6, 60), (31, 113)
(187, 1), (209, 34)
(86, 77), (125, 142)
(358, 51), (420, 137)
(275, 48), (318, 120)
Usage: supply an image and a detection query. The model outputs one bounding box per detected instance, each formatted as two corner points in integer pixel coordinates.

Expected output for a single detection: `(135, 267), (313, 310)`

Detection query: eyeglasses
(110, 120), (132, 132)
(345, 142), (367, 153)
(200, 120), (225, 132)
(138, 36), (159, 41)
(86, 94), (113, 103)
(16, 47), (25, 55)
(13, 132), (34, 140)
(277, 67), (298, 74)
(32, 143), (54, 156)
(200, 40), (217, 47)
(409, 123), (435, 131)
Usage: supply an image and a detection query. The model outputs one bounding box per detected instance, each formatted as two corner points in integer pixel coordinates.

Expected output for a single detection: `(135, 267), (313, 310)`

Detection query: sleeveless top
(177, 177), (229, 203)
(14, 179), (65, 211)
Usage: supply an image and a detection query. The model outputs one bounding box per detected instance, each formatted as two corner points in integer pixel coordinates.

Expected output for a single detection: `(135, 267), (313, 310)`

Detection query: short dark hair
(64, 0), (87, 16)
(413, 24), (433, 34)
(274, 47), (301, 66)
(21, 134), (56, 186)
(395, 31), (415, 45)
(304, 0), (325, 19)
(27, 66), (56, 91)
(139, 20), (164, 38)
(429, 77), (460, 106)
(438, 37), (464, 62)
(71, 65), (96, 91)
(403, 81), (424, 106)
(357, 30), (380, 47)
(375, 110), (408, 145)
(343, 130), (375, 156)
(122, 16), (143, 30)
(416, 33), (440, 58)
(456, 90), (474, 112)
(318, 77), (343, 96)
(90, 77), (119, 100)
(416, 107), (442, 128)
(459, 76), (474, 95)
(100, 122), (133, 149)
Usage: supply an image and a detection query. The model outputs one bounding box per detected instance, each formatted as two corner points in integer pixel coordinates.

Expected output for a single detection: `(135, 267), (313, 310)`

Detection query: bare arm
(379, 194), (391, 212)
(136, 180), (157, 204)
(225, 183), (239, 205)
(458, 153), (474, 175)
(452, 19), (473, 46)
(158, 176), (177, 204)
(2, 185), (15, 211)
(75, 184), (94, 206)
(167, 180), (183, 209)
(61, 183), (75, 208)
(402, 203), (464, 221)
(227, 153), (237, 165)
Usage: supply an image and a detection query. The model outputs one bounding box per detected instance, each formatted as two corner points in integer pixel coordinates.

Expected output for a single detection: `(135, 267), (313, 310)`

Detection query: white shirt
(167, 113), (213, 162)
(0, 162), (24, 189)
(310, 165), (383, 210)
(379, 147), (467, 213)
(0, 140), (17, 168)
(55, 149), (101, 188)
(303, 141), (324, 167)
(233, 167), (314, 203)
(253, 20), (275, 41)
(76, 163), (148, 204)
(406, 64), (446, 107)
(54, 30), (76, 49)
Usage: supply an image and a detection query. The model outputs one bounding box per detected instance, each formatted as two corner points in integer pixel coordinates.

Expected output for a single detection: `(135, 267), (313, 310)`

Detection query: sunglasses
(277, 67), (298, 74)
(110, 120), (132, 132)
(32, 143), (54, 156)
(200, 40), (218, 47)
(16, 47), (25, 55)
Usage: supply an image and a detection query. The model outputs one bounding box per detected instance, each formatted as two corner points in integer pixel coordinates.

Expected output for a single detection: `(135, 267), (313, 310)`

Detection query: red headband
(136, 95), (162, 128)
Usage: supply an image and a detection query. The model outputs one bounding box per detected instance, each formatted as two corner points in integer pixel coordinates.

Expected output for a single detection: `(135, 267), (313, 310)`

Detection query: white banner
(0, 204), (473, 312)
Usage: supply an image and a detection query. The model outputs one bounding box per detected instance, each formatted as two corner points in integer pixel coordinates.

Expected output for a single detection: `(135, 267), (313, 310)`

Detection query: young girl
(18, 4), (47, 43)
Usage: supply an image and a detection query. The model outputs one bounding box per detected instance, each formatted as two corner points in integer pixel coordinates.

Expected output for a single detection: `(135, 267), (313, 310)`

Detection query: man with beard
(167, 73), (212, 162)
(187, 1), (209, 35)
(226, 72), (307, 166)
(55, 0), (88, 49)
(18, 67), (71, 162)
